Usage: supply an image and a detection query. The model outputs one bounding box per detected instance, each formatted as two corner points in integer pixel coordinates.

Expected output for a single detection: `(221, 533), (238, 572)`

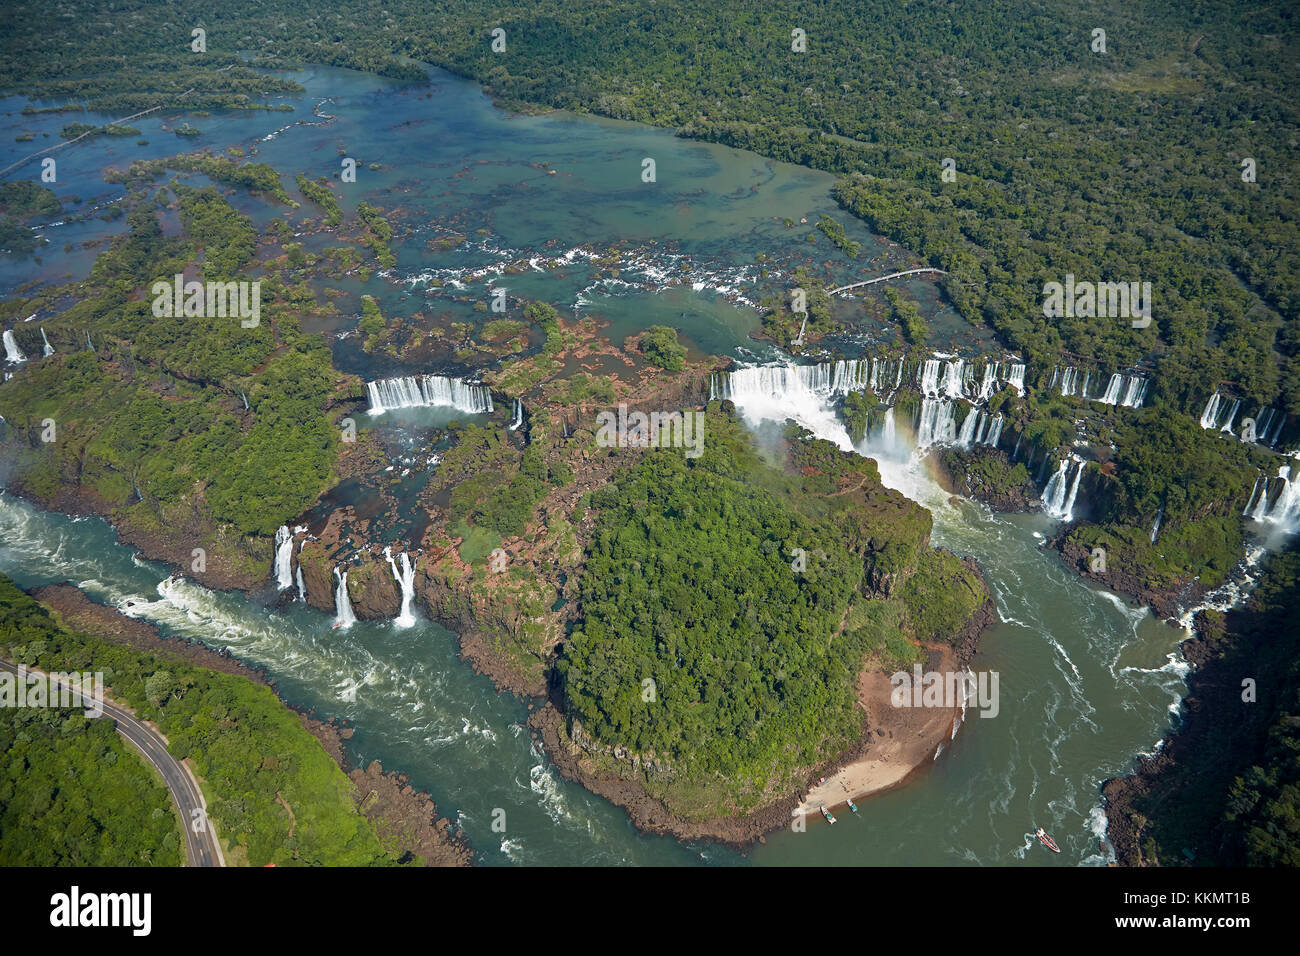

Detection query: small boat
(1035, 827), (1060, 853)
(846, 798), (858, 813)
(819, 805), (836, 825)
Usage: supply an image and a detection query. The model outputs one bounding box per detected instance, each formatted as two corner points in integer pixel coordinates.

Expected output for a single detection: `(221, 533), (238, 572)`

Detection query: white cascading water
(916, 399), (958, 448)
(384, 546), (417, 628)
(939, 359), (966, 400)
(1063, 460), (1085, 519)
(881, 407), (896, 448)
(40, 328), (54, 357)
(1261, 466), (1300, 532)
(713, 364), (856, 451)
(986, 414), (1003, 447)
(1218, 398), (1241, 435)
(1052, 367), (1080, 397)
(295, 565), (306, 602)
(1041, 459), (1071, 516)
(333, 567), (357, 628)
(1098, 374), (1123, 406)
(1095, 373), (1148, 408)
(716, 357), (1023, 406)
(957, 408), (981, 448)
(274, 525), (294, 590)
(367, 375), (494, 415)
(3, 329), (26, 364)
(1121, 377), (1147, 408)
(1149, 506), (1162, 543)
(1245, 475), (1270, 520)
(1199, 392), (1221, 429)
(1042, 458), (1085, 521)
(508, 399), (524, 431)
(918, 359), (942, 397)
(714, 359), (1024, 453)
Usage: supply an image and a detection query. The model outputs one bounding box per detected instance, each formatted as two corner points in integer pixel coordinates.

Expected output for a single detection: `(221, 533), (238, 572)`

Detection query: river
(0, 62), (1205, 866)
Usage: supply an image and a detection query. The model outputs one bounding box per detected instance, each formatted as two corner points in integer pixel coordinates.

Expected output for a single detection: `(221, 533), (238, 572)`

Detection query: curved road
(0, 659), (223, 866)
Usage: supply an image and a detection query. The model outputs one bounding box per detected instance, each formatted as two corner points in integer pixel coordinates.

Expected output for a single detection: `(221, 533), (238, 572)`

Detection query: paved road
(0, 659), (223, 866)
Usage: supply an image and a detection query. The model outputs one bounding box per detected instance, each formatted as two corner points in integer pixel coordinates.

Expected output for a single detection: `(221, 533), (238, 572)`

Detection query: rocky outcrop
(930, 446), (1040, 513)
(346, 556), (400, 619)
(1054, 534), (1204, 621)
(951, 555), (998, 668)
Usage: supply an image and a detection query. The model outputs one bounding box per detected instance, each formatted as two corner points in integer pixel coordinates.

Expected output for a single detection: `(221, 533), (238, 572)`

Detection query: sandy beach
(796, 644), (961, 816)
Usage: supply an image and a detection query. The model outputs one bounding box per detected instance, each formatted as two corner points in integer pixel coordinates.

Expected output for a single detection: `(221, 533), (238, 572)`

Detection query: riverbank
(1102, 547), (1300, 866)
(29, 582), (473, 866)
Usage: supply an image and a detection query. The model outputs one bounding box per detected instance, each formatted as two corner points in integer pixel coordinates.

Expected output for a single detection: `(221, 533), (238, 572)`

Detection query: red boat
(1035, 827), (1060, 853)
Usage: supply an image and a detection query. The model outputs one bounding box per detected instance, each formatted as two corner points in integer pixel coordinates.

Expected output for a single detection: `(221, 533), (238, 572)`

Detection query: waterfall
(709, 364), (855, 450)
(1096, 373), (1148, 408)
(1268, 412), (1287, 446)
(384, 546), (417, 628)
(1055, 367), (1080, 397)
(1042, 460), (1070, 516)
(957, 408), (981, 448)
(240, 392), (249, 411)
(1121, 377), (1147, 408)
(274, 526), (295, 590)
(84, 330), (94, 352)
(508, 399), (524, 431)
(1219, 398), (1241, 435)
(1005, 364), (1026, 396)
(1149, 506), (1163, 543)
(714, 359), (1017, 454)
(1244, 475), (1268, 519)
(1062, 460), (1085, 520)
(1043, 458), (1084, 520)
(916, 399), (958, 448)
(366, 375), (494, 415)
(1253, 406), (1286, 447)
(983, 414), (1003, 448)
(918, 360), (942, 397)
(40, 328), (54, 357)
(295, 565), (306, 602)
(1199, 392), (1221, 429)
(713, 361), (876, 404)
(1261, 466), (1300, 532)
(1011, 432), (1022, 460)
(2, 329), (25, 364)
(333, 567), (356, 629)
(939, 359), (966, 400)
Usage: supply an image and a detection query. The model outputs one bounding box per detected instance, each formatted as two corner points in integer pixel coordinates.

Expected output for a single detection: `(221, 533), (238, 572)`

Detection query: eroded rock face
(930, 445), (1041, 513)
(294, 539), (404, 620)
(297, 540), (336, 614)
(1054, 536), (1202, 621)
(345, 557), (401, 619)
